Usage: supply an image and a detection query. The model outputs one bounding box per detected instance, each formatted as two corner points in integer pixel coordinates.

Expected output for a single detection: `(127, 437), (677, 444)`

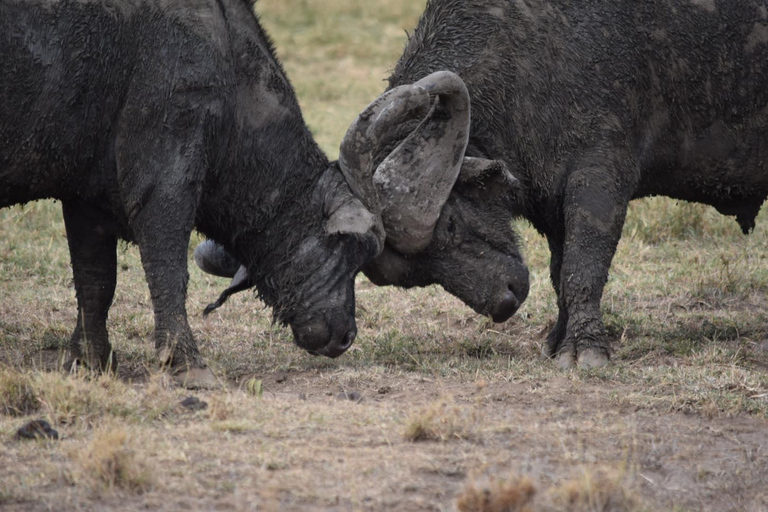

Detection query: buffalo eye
(447, 217), (456, 234)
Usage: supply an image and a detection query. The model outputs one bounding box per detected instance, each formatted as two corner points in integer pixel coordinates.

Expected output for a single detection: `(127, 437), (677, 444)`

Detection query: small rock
(16, 420), (59, 441)
(336, 390), (363, 402)
(181, 396), (208, 411)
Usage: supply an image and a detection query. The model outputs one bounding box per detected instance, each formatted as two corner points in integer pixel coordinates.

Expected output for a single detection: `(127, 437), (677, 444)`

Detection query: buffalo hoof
(172, 367), (220, 390)
(577, 348), (610, 369)
(65, 354), (118, 376)
(556, 351), (576, 369)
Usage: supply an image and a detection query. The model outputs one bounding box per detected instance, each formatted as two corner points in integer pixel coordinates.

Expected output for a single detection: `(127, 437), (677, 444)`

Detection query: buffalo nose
(315, 329), (356, 358)
(491, 287), (520, 323)
(339, 329), (356, 351)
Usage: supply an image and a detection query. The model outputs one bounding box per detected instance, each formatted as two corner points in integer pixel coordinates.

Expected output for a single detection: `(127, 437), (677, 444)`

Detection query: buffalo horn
(339, 82), (433, 222)
(341, 71), (471, 254)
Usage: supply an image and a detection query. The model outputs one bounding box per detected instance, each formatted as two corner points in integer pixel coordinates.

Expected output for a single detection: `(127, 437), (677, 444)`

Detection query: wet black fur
(0, 0), (378, 369)
(388, 0), (768, 361)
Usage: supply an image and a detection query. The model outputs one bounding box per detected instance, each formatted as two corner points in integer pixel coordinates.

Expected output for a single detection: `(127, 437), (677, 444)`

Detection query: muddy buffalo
(385, 0), (768, 368)
(0, 0), (491, 386)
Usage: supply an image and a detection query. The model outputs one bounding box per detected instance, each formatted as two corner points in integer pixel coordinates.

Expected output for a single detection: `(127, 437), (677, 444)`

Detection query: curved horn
(341, 71), (471, 255)
(374, 71), (471, 254)
(339, 80), (433, 222)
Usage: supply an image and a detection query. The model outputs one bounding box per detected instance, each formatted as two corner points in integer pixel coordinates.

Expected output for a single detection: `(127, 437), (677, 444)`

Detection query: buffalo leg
(128, 187), (215, 387)
(554, 162), (631, 369)
(544, 234), (567, 357)
(116, 120), (216, 388)
(62, 201), (117, 372)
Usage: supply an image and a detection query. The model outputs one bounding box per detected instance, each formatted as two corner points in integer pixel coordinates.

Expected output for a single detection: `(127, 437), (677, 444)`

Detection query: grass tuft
(456, 475), (537, 512)
(404, 398), (482, 442)
(73, 426), (153, 493)
(550, 466), (639, 512)
(0, 368), (38, 416)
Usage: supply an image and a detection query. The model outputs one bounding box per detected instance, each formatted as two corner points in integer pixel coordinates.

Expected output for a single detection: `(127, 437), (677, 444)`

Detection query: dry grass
(404, 397), (484, 443)
(0, 368), (38, 417)
(549, 466), (639, 512)
(1, 0), (768, 510)
(456, 466), (640, 512)
(457, 475), (537, 512)
(72, 425), (154, 494)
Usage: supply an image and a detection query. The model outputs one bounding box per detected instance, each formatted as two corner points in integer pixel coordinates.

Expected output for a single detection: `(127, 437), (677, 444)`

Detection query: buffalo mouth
(484, 275), (530, 324)
(290, 312), (357, 359)
(306, 329), (356, 358)
(490, 287), (523, 323)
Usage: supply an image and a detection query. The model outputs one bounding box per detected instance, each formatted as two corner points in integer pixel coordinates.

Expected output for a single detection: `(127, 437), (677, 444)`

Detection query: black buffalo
(196, 56), (532, 324)
(0, 0), (477, 386)
(386, 0), (768, 368)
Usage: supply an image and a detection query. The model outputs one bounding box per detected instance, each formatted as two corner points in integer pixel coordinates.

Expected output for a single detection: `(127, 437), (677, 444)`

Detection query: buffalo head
(340, 70), (529, 321)
(361, 157), (529, 322)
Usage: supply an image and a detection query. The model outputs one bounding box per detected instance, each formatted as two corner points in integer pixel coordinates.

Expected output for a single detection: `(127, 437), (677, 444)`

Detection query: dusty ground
(2, 1), (768, 510)
(0, 357), (767, 511)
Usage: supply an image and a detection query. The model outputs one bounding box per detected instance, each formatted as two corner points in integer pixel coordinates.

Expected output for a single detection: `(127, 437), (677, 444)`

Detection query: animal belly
(638, 118), (768, 233)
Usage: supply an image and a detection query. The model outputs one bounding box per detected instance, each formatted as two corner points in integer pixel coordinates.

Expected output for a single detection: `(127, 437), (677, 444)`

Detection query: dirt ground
(2, 203), (768, 511)
(2, 260), (768, 512)
(1, 358), (767, 511)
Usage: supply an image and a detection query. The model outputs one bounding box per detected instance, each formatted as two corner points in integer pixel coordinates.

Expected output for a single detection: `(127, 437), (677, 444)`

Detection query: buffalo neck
(195, 1), (335, 312)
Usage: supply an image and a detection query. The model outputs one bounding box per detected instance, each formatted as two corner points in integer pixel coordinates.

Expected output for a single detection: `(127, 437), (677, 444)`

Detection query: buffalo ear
(193, 241), (254, 315)
(325, 195), (384, 256)
(457, 157), (520, 191)
(325, 197), (378, 235)
(194, 240), (240, 278)
(202, 266), (253, 316)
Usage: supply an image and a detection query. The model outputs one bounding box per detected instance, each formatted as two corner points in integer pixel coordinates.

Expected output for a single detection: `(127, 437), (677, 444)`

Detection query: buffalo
(388, 0), (768, 368)
(0, 0), (493, 386)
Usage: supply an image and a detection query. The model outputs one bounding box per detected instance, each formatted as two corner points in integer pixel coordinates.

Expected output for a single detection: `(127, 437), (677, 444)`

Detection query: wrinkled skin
(391, 0), (768, 368)
(0, 0), (382, 386)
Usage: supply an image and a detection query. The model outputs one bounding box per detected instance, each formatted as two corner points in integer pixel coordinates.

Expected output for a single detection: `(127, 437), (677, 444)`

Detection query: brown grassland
(2, 1), (768, 510)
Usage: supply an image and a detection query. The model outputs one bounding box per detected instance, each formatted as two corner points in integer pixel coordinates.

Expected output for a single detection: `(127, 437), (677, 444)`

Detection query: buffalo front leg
(117, 130), (217, 389)
(129, 196), (216, 388)
(62, 201), (118, 372)
(554, 166), (631, 369)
